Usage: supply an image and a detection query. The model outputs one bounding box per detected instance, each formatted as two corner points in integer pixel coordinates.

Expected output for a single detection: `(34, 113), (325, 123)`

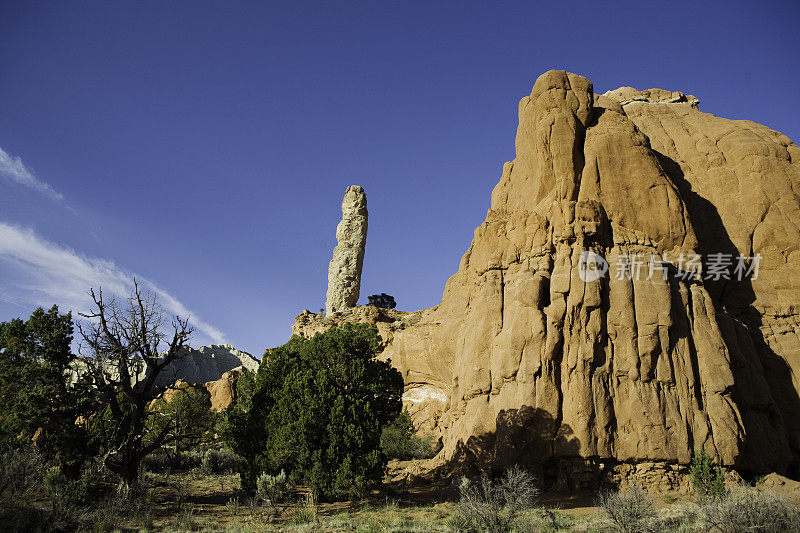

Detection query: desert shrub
(256, 469), (288, 504)
(381, 410), (442, 460)
(45, 461), (110, 513)
(445, 511), (473, 532)
(199, 449), (215, 475)
(597, 485), (657, 533)
(367, 293), (396, 309)
(453, 465), (538, 532)
(0, 445), (44, 507)
(701, 487), (800, 533)
(142, 447), (243, 474)
(198, 448), (244, 474)
(141, 450), (173, 473)
(46, 475), (90, 526)
(44, 459), (121, 529)
(690, 448), (727, 501)
(223, 323), (404, 499)
(212, 448), (246, 473)
(176, 508), (198, 531)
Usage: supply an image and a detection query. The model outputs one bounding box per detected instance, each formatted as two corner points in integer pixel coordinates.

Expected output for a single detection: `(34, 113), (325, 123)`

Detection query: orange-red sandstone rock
(294, 71), (800, 482)
(205, 368), (244, 412)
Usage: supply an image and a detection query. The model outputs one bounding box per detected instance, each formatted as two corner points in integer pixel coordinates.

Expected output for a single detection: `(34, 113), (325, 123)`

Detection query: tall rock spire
(325, 185), (368, 315)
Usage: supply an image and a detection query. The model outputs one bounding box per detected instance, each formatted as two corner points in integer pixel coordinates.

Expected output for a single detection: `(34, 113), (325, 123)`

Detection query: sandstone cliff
(294, 70), (800, 488)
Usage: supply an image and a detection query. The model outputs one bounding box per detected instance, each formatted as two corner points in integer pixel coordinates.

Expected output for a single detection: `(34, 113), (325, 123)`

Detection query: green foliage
(223, 323), (404, 499)
(226, 496), (241, 515)
(0, 306), (97, 479)
(381, 410), (441, 460)
(690, 448), (727, 501)
(367, 293), (396, 309)
(291, 492), (318, 525)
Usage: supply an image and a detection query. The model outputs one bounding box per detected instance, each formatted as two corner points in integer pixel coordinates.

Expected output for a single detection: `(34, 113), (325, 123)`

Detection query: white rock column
(325, 185), (368, 315)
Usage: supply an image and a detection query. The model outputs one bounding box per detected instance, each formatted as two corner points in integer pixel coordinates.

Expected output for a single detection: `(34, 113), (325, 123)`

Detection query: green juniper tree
(690, 448), (727, 500)
(224, 323), (403, 499)
(0, 306), (97, 480)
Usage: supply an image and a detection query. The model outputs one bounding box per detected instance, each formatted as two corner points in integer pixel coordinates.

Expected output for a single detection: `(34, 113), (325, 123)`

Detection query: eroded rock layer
(295, 71), (800, 483)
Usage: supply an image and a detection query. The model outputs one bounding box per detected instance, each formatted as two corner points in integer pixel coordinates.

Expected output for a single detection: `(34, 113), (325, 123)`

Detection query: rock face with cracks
(326, 185), (368, 315)
(295, 71), (800, 488)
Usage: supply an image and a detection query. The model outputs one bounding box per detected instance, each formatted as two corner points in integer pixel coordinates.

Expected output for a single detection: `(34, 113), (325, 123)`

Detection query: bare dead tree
(78, 279), (194, 494)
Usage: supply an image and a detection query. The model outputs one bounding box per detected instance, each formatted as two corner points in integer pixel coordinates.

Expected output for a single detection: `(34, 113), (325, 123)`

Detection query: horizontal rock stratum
(295, 70), (800, 487)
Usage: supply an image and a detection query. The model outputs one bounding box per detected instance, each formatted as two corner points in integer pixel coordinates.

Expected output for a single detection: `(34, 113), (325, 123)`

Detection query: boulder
(205, 368), (245, 412)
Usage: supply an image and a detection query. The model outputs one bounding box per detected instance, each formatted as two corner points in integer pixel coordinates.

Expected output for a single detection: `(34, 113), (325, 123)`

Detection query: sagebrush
(453, 465), (538, 532)
(597, 485), (656, 533)
(701, 487), (800, 533)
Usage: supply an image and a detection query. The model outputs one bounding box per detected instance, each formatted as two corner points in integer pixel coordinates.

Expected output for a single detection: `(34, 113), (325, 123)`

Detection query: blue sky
(1, 1), (798, 356)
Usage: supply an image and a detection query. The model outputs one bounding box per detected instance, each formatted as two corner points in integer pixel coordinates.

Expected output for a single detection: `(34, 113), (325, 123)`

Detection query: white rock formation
(153, 344), (259, 388)
(326, 185), (368, 315)
(69, 344), (259, 389)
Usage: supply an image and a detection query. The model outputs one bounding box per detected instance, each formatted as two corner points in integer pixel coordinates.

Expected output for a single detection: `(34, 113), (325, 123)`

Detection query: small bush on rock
(367, 293), (396, 309)
(690, 448), (727, 501)
(597, 485), (656, 533)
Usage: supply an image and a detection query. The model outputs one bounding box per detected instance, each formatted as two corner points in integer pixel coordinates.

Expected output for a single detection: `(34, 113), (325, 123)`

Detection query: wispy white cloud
(0, 222), (226, 345)
(0, 146), (64, 201)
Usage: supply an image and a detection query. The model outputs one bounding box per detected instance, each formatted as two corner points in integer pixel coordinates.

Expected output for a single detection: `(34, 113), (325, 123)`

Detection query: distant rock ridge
(294, 70), (800, 490)
(153, 344), (259, 389)
(70, 343), (258, 390)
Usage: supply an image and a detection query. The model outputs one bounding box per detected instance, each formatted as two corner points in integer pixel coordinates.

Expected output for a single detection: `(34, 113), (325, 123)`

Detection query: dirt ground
(133, 470), (698, 531)
(6, 468), (789, 531)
